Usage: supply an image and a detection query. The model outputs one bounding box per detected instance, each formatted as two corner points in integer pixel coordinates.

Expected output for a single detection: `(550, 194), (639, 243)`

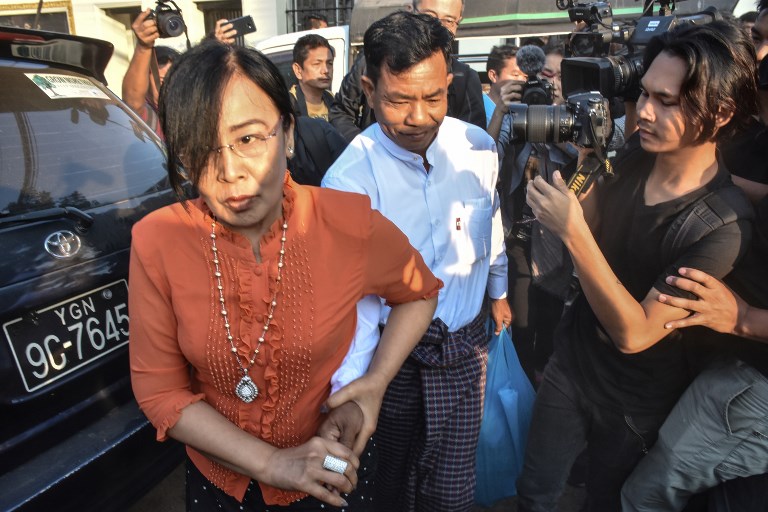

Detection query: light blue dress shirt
(323, 117), (507, 391)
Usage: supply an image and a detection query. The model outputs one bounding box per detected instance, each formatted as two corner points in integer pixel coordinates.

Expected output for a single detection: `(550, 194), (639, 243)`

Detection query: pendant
(235, 375), (259, 403)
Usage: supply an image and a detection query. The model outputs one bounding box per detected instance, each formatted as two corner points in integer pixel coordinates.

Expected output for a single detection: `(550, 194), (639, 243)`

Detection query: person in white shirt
(321, 11), (511, 512)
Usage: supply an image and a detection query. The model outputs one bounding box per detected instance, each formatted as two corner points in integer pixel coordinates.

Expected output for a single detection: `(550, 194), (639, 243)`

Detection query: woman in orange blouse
(128, 41), (440, 511)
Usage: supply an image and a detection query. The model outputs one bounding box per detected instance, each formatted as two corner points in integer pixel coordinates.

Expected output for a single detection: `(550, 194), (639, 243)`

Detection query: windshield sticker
(25, 73), (110, 100)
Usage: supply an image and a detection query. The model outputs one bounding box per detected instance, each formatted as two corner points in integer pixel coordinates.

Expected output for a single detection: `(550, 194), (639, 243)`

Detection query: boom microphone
(517, 45), (546, 78)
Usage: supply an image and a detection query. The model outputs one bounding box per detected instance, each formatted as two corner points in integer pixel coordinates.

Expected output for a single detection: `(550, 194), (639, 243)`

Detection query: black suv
(0, 27), (183, 510)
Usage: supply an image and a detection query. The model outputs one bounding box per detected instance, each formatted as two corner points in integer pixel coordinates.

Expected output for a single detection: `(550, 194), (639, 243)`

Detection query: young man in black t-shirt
(515, 21), (758, 512)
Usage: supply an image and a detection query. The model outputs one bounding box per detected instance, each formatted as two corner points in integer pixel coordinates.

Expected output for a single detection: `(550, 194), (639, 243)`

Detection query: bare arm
(122, 9), (159, 114)
(168, 400), (359, 507)
(659, 267), (768, 343)
(527, 172), (689, 353)
(324, 295), (437, 454)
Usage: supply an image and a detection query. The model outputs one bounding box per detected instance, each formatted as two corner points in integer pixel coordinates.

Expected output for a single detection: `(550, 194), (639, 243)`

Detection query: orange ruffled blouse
(129, 174), (441, 505)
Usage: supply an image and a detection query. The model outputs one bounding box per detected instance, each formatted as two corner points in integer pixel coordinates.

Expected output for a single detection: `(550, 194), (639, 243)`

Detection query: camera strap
(149, 48), (161, 101)
(566, 112), (612, 196)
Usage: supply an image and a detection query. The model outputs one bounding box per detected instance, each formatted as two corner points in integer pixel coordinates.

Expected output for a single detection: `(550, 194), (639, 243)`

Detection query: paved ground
(129, 462), (586, 511)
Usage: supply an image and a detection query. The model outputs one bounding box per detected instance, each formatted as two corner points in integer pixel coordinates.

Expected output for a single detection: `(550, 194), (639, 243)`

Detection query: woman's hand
(526, 170), (586, 241)
(261, 436), (360, 507)
(323, 375), (386, 456)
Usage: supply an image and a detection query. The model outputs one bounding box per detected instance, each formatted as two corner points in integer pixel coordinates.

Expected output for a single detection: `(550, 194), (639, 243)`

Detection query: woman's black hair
(642, 19), (758, 144)
(363, 11), (453, 85)
(159, 40), (294, 199)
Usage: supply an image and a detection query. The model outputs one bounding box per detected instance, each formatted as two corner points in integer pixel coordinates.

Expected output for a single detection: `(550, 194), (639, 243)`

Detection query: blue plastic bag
(474, 324), (536, 507)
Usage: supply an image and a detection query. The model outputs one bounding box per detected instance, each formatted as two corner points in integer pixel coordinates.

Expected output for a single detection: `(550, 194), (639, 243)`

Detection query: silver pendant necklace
(209, 218), (287, 403)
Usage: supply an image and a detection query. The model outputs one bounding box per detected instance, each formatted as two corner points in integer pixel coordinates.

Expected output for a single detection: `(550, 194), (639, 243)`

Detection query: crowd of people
(123, 0), (768, 511)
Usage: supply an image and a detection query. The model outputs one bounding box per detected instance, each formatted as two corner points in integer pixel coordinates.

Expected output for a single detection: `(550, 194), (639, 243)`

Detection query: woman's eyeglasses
(207, 116), (283, 159)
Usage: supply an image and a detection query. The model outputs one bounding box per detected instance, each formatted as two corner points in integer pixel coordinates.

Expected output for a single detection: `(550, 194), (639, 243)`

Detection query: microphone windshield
(517, 45), (547, 78)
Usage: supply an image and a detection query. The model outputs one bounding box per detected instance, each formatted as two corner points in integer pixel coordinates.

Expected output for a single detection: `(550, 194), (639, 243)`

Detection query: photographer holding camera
(486, 43), (576, 383)
(122, 5), (183, 138)
(515, 19), (757, 511)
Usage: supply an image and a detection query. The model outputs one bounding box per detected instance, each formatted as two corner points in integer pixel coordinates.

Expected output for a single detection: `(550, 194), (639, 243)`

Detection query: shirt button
(433, 219), (439, 226)
(254, 267), (263, 276)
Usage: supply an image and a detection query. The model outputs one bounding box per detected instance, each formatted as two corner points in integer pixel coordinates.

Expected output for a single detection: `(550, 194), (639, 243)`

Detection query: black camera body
(561, 52), (645, 101)
(565, 2), (628, 58)
(561, 6), (721, 100)
(507, 91), (610, 149)
(521, 78), (554, 106)
(568, 1), (612, 24)
(148, 0), (186, 38)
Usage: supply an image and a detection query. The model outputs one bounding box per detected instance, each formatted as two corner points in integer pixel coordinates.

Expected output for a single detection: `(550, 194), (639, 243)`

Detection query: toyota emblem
(44, 231), (82, 259)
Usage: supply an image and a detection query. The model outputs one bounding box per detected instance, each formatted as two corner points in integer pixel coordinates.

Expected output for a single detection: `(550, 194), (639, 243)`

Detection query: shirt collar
(373, 123), (440, 168)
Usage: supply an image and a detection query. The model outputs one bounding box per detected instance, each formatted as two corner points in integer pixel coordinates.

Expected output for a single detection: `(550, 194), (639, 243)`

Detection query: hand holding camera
(132, 8), (160, 48)
(493, 80), (525, 110)
(146, 0), (186, 39)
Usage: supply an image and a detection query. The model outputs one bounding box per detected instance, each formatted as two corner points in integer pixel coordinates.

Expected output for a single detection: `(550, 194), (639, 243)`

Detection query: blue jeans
(621, 359), (768, 512)
(516, 354), (667, 512)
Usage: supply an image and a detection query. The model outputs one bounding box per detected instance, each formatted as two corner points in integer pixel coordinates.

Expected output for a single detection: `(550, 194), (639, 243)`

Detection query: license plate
(4, 280), (130, 393)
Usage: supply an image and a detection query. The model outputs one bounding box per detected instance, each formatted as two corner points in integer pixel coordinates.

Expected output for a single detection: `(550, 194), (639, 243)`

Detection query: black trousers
(185, 439), (377, 512)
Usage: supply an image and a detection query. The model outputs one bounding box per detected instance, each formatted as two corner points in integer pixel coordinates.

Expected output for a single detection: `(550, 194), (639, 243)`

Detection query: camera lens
(608, 54), (644, 99)
(508, 104), (574, 144)
(163, 14), (185, 37)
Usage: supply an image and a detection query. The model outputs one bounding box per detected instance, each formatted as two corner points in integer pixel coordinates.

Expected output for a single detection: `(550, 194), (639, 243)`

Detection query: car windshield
(0, 63), (169, 216)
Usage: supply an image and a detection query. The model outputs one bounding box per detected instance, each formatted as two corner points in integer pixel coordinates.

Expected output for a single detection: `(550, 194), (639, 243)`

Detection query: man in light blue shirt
(322, 11), (511, 512)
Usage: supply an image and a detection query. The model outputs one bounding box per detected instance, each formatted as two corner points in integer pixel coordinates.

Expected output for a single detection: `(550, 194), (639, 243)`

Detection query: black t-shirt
(558, 149), (753, 415)
(720, 118), (768, 184)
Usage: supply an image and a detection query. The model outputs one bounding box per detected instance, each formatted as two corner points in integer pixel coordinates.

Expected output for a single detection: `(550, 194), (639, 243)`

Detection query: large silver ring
(322, 454), (348, 474)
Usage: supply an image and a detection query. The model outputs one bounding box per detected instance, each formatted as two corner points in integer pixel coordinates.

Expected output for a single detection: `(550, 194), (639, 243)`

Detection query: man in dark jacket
(290, 33), (335, 121)
(329, 0), (485, 142)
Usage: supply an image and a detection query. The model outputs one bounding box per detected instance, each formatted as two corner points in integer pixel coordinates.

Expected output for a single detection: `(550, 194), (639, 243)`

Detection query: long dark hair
(159, 41), (294, 199)
(642, 19), (758, 144)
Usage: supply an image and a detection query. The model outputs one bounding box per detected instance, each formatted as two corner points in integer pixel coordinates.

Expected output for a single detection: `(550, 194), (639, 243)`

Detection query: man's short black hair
(292, 33), (334, 66)
(363, 11), (452, 85)
(739, 10), (758, 23)
(486, 44), (518, 74)
(155, 46), (181, 66)
(303, 13), (328, 29)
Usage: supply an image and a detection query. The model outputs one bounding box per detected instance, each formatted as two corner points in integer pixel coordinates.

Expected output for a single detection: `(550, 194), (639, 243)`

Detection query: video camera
(147, 0), (186, 38)
(560, 2), (721, 100)
(564, 2), (633, 58)
(516, 45), (555, 105)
